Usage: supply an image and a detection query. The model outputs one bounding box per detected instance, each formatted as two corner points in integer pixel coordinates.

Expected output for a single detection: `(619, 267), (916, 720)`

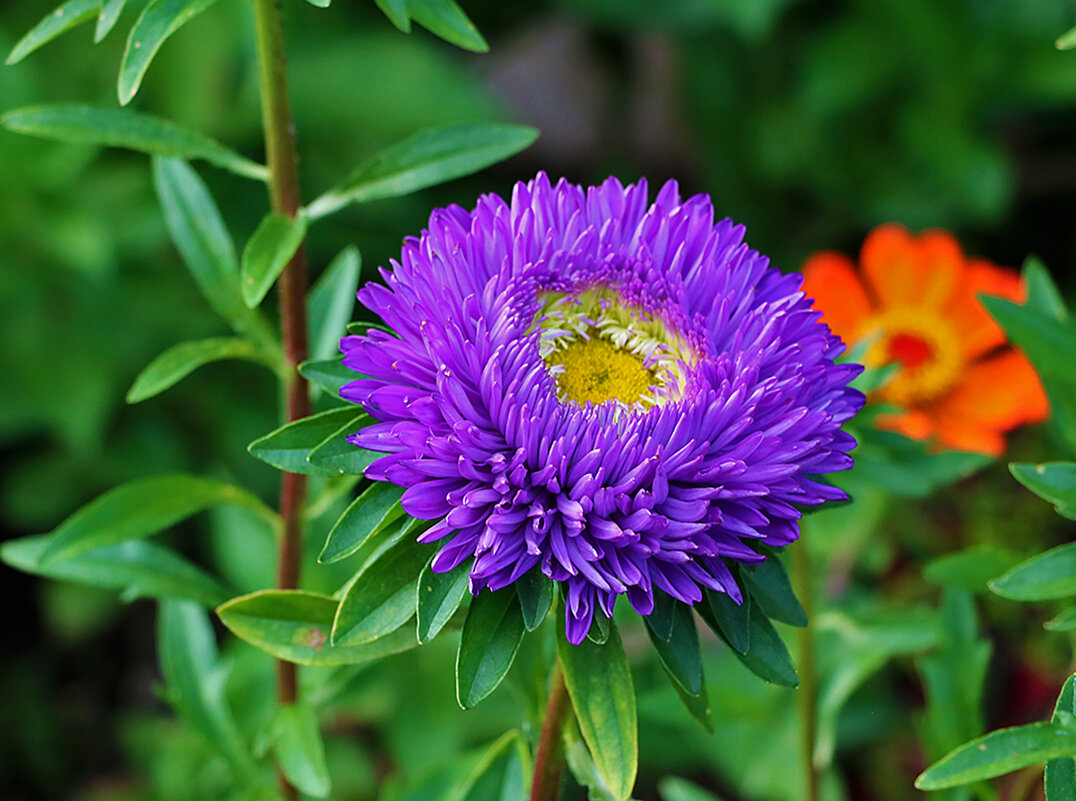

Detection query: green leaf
(456, 731), (531, 801)
(1047, 607), (1076, 632)
(330, 516), (420, 601)
(2, 106), (268, 181)
(306, 414), (377, 476)
(331, 537), (432, 645)
(1012, 463), (1076, 521)
(319, 482), (405, 563)
(850, 428), (993, 498)
(218, 589), (418, 665)
(1047, 676), (1076, 801)
(659, 777), (726, 801)
(1058, 24), (1076, 50)
(269, 702), (330, 798)
(119, 0), (220, 105)
(698, 587), (751, 654)
(374, 0), (410, 31)
(563, 722), (619, 801)
(248, 407), (361, 475)
(924, 545), (1025, 593)
(241, 213), (308, 308)
(303, 0), (331, 6)
(95, 0), (127, 41)
(668, 674), (712, 733)
(990, 542), (1076, 601)
(127, 337), (272, 403)
(305, 123), (539, 219)
(300, 358), (360, 396)
(7, 0), (100, 65)
(40, 474), (276, 563)
(2, 533), (229, 607)
(416, 557), (470, 643)
(557, 617), (638, 801)
(645, 601), (703, 696)
(731, 603), (798, 688)
(406, 0), (488, 52)
(586, 611), (610, 645)
(153, 157), (276, 345)
(456, 588), (526, 708)
(742, 552), (807, 627)
(647, 591), (677, 641)
(916, 721), (1076, 790)
(158, 600), (258, 781)
(308, 246), (361, 362)
(516, 570), (554, 631)
(1024, 257), (1068, 321)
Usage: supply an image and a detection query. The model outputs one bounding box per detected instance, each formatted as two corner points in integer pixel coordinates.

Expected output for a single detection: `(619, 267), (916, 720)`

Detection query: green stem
(793, 541), (820, 801)
(530, 660), (570, 801)
(251, 1), (311, 799)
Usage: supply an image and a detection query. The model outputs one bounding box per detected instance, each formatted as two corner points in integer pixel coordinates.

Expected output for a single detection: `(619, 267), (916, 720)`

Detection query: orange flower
(801, 224), (1048, 457)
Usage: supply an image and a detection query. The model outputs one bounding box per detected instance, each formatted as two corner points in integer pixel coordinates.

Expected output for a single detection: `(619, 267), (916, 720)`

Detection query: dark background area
(3, 1), (1076, 799)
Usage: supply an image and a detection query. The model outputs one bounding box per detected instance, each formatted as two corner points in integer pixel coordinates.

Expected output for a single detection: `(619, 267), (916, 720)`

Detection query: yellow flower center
(550, 338), (655, 405)
(531, 289), (697, 411)
(862, 307), (963, 405)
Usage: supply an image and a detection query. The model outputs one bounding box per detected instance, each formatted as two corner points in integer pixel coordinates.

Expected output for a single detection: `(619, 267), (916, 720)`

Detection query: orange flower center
(861, 308), (963, 406)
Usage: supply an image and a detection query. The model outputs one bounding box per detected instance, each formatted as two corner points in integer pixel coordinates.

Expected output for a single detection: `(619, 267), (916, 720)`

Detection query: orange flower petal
(933, 424), (1006, 458)
(875, 408), (935, 442)
(801, 252), (874, 343)
(945, 258), (1025, 361)
(933, 349), (1049, 433)
(861, 224), (960, 311)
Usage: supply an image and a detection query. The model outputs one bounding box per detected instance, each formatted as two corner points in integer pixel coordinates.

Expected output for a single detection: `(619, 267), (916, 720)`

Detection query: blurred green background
(3, 1), (1076, 799)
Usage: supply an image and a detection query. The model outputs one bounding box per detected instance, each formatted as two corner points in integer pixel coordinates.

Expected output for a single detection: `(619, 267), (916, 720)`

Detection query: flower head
(802, 224), (1048, 457)
(340, 173), (864, 643)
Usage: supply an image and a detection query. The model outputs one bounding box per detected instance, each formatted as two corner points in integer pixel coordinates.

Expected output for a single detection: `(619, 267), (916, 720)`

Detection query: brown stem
(252, 1), (310, 798)
(531, 661), (571, 801)
(793, 542), (820, 801)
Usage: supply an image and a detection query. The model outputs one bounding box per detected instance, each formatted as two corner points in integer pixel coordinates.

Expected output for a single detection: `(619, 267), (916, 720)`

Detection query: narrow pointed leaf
(1047, 676), (1076, 800)
(516, 570), (554, 631)
(990, 542), (1076, 601)
(127, 337), (272, 403)
(308, 246), (361, 361)
(916, 721), (1076, 790)
(303, 0), (331, 6)
(1047, 607), (1076, 632)
(318, 482), (405, 563)
(668, 677), (712, 733)
(2, 533), (229, 607)
(699, 587), (751, 654)
(1011, 463), (1076, 520)
(95, 0), (127, 41)
(407, 0), (487, 52)
(241, 213), (308, 308)
(331, 538), (432, 645)
(1058, 24), (1076, 50)
(456, 731), (531, 801)
(270, 703), (330, 798)
(119, 0), (220, 105)
(659, 777), (726, 801)
(7, 0), (100, 65)
(417, 557), (470, 643)
(300, 358), (360, 396)
(456, 588), (526, 709)
(3, 106), (268, 180)
(731, 603), (798, 688)
(645, 601), (702, 695)
(159, 600), (257, 781)
(742, 554), (807, 627)
(40, 474), (276, 563)
(248, 407), (361, 475)
(924, 544), (1024, 592)
(305, 123), (538, 219)
(557, 617), (638, 801)
(307, 414), (377, 476)
(374, 0), (410, 30)
(1024, 257), (1068, 320)
(647, 591), (677, 641)
(586, 612), (611, 645)
(218, 590), (418, 665)
(153, 157), (276, 344)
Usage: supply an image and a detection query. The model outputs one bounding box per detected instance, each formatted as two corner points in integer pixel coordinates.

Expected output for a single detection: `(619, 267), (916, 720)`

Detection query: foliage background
(3, 1), (1076, 799)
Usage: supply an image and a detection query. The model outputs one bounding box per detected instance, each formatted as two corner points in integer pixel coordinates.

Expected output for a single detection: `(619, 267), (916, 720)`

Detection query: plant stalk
(793, 541), (820, 801)
(531, 660), (570, 801)
(252, 0), (310, 798)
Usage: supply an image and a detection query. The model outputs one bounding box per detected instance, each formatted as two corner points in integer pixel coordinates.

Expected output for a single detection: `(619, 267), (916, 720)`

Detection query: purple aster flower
(339, 173), (864, 644)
